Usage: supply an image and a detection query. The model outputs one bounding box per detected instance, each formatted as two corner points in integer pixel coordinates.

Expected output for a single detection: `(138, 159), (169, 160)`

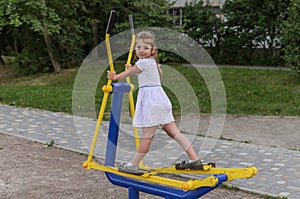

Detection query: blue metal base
(106, 172), (228, 199)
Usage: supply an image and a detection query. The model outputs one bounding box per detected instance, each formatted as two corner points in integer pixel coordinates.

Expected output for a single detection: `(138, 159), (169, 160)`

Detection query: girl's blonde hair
(135, 31), (159, 63)
(135, 31), (163, 78)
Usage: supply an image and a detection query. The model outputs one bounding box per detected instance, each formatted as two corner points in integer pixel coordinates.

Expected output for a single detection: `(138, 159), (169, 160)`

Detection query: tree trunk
(0, 49), (4, 65)
(14, 37), (19, 54)
(42, 28), (61, 73)
(92, 22), (98, 49)
(0, 56), (5, 65)
(41, 0), (61, 73)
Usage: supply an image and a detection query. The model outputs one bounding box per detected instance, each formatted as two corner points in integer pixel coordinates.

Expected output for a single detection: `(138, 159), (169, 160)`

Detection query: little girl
(107, 31), (203, 174)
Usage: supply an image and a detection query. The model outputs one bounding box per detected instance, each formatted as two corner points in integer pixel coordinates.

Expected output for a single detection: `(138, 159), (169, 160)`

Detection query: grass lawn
(0, 65), (299, 116)
(220, 68), (300, 116)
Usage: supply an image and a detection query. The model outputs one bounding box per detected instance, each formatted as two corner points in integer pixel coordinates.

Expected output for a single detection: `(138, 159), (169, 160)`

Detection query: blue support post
(105, 83), (131, 166)
(128, 187), (139, 199)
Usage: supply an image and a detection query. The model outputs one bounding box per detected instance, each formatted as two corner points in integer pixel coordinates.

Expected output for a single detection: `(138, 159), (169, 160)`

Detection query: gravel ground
(0, 133), (265, 199)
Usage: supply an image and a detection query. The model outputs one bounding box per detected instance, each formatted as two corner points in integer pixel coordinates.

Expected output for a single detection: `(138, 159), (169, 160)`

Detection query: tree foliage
(182, 0), (219, 47)
(1, 0), (63, 73)
(223, 0), (289, 49)
(219, 0), (290, 65)
(0, 0), (125, 73)
(0, 0), (173, 74)
(282, 0), (300, 76)
(115, 0), (173, 32)
(0, 0), (299, 76)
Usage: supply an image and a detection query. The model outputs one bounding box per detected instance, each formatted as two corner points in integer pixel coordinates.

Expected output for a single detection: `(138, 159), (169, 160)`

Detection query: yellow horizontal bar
(147, 166), (258, 181)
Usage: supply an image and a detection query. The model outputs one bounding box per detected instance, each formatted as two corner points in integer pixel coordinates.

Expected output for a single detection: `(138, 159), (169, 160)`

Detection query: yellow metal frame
(126, 35), (139, 151)
(84, 160), (258, 191)
(86, 33), (114, 163)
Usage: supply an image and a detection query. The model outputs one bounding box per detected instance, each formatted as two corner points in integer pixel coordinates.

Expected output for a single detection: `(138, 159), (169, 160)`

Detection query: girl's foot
(118, 163), (140, 174)
(175, 159), (204, 170)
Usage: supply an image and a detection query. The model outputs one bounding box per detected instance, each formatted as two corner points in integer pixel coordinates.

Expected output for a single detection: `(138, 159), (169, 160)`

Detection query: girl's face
(135, 41), (155, 59)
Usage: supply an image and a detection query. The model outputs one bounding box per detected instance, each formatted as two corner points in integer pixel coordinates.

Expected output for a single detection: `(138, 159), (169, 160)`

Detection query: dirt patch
(0, 133), (264, 199)
(0, 66), (17, 84)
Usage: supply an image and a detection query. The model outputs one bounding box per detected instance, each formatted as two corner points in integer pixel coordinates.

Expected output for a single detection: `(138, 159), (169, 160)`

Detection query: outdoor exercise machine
(82, 10), (258, 199)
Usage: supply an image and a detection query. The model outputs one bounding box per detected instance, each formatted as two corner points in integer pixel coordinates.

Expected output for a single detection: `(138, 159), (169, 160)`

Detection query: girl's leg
(163, 122), (199, 161)
(130, 126), (157, 165)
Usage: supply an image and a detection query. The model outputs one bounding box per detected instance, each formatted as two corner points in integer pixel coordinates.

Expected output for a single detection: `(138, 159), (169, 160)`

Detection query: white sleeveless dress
(132, 58), (174, 127)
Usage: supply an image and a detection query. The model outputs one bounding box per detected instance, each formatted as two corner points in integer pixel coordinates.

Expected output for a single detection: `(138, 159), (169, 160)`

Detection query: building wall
(170, 0), (226, 26)
(171, 0), (225, 8)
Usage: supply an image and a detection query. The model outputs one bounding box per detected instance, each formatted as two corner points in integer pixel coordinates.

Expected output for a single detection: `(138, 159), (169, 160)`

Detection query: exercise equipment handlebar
(129, 15), (135, 35)
(106, 10), (116, 34)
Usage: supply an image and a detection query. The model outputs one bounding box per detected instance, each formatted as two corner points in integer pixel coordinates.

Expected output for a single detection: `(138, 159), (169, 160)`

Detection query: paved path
(0, 104), (299, 198)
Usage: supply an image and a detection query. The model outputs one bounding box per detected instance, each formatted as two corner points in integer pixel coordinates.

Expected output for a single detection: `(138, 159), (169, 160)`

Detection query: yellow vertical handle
(126, 15), (145, 168)
(125, 34), (140, 152)
(87, 10), (116, 163)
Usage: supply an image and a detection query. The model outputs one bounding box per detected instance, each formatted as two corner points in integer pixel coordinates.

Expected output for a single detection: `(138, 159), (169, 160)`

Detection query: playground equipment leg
(105, 82), (131, 166)
(128, 187), (139, 199)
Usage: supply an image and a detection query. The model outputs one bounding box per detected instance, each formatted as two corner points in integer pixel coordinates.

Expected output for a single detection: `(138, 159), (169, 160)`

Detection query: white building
(170, 0), (226, 26)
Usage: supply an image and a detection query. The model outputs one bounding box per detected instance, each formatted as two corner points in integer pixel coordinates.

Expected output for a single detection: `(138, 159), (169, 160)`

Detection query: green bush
(282, 0), (300, 76)
(14, 51), (51, 75)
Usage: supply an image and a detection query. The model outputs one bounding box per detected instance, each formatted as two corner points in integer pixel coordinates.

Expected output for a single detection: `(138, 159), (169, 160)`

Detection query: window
(212, 6), (221, 14)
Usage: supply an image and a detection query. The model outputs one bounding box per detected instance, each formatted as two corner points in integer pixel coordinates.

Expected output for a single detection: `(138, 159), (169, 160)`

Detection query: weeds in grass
(44, 140), (55, 147)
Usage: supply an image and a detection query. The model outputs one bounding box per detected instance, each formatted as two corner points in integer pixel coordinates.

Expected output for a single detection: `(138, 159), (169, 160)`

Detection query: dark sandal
(175, 160), (204, 170)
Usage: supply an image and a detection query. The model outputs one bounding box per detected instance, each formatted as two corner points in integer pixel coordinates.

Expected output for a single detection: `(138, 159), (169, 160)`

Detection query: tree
(0, 0), (130, 73)
(0, 55), (4, 65)
(282, 0), (300, 76)
(182, 0), (219, 47)
(1, 0), (62, 73)
(0, 0), (13, 65)
(0, 0), (174, 73)
(69, 0), (126, 48)
(222, 0), (289, 49)
(116, 0), (173, 31)
(40, 0), (62, 73)
(221, 0), (290, 65)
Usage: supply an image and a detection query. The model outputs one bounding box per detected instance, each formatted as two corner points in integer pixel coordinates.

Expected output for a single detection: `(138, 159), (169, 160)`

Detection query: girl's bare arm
(107, 64), (141, 80)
